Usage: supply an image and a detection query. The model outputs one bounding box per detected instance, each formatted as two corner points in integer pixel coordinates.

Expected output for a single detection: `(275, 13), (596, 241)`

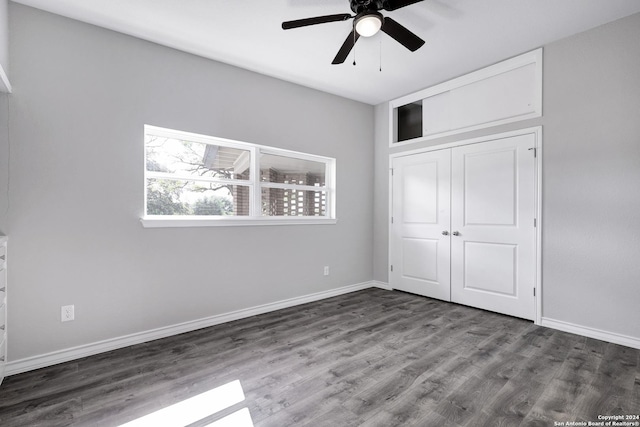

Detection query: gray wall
(0, 93), (7, 234)
(541, 12), (640, 338)
(7, 4), (374, 361)
(0, 0), (7, 233)
(0, 93), (10, 234)
(374, 12), (640, 340)
(0, 0), (7, 75)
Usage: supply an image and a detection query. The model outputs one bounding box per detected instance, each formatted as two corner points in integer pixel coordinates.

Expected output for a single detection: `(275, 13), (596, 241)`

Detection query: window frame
(141, 125), (337, 228)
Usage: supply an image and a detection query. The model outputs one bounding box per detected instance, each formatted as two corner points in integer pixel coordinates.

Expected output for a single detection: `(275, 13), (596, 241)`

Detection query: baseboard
(541, 317), (640, 350)
(371, 280), (392, 291)
(6, 281), (379, 376)
(15, 286), (637, 376)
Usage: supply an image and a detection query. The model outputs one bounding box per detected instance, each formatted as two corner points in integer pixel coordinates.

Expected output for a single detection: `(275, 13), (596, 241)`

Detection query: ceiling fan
(282, 0), (426, 64)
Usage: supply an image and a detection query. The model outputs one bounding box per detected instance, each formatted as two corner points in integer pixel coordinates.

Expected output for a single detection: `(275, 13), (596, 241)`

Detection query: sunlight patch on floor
(203, 407), (254, 427)
(118, 379), (254, 427)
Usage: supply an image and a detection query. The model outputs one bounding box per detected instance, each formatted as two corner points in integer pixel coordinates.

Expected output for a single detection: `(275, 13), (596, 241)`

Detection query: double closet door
(390, 133), (537, 320)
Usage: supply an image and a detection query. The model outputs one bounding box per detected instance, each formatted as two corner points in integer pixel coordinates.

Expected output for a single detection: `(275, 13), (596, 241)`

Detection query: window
(142, 126), (336, 227)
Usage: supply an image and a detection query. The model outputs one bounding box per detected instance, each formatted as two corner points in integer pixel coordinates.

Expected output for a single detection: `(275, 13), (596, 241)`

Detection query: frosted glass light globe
(355, 14), (382, 37)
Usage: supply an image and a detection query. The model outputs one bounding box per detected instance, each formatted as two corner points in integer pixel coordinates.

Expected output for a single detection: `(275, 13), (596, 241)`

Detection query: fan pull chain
(352, 29), (357, 66)
(379, 40), (382, 72)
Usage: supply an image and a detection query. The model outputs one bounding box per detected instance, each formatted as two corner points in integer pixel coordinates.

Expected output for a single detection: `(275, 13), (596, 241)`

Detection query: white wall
(6, 4), (374, 362)
(374, 12), (640, 342)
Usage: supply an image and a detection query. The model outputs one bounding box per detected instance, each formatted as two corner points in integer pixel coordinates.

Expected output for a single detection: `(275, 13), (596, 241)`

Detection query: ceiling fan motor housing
(350, 0), (386, 14)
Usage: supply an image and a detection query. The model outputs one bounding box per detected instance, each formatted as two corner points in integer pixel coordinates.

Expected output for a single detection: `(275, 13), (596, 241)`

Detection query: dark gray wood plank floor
(0, 288), (638, 426)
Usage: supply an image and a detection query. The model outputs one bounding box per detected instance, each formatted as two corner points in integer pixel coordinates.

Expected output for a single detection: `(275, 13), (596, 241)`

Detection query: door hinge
(533, 288), (536, 297)
(391, 216), (394, 224)
(390, 168), (394, 176)
(528, 147), (537, 157)
(390, 265), (394, 272)
(534, 218), (537, 227)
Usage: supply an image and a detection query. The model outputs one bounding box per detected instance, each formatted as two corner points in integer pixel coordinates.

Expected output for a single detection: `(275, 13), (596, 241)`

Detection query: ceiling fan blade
(332, 30), (360, 64)
(282, 14), (352, 30)
(383, 0), (425, 11)
(381, 17), (425, 51)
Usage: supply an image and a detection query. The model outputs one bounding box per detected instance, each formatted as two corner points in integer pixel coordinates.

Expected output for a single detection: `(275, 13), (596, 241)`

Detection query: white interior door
(390, 150), (451, 301)
(450, 134), (536, 320)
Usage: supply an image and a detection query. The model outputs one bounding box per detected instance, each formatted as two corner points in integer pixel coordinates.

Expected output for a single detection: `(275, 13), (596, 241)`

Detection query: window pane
(147, 178), (250, 216)
(262, 188), (326, 217)
(260, 153), (325, 185)
(146, 136), (250, 181)
(397, 100), (423, 142)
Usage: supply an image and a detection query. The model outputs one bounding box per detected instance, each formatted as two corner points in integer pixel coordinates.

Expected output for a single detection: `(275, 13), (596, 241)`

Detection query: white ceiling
(11, 0), (640, 105)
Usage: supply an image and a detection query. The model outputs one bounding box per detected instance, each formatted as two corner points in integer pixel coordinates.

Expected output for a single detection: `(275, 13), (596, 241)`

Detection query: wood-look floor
(0, 288), (638, 426)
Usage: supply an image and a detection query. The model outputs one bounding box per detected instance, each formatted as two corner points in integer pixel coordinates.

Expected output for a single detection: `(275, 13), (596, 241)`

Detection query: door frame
(389, 126), (543, 325)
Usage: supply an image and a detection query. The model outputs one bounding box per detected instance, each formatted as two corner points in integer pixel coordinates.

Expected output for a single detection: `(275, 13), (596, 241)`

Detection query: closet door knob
(442, 231), (449, 236)
(452, 231), (460, 236)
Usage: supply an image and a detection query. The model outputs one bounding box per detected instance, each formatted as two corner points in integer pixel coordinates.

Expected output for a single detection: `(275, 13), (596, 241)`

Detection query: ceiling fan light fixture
(355, 12), (383, 37)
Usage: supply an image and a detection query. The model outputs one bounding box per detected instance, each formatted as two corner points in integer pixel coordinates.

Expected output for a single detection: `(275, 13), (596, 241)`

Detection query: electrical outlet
(61, 305), (75, 322)
(323, 266), (330, 276)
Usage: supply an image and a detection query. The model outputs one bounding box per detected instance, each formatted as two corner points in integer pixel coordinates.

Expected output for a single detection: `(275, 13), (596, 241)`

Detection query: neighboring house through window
(142, 125), (336, 227)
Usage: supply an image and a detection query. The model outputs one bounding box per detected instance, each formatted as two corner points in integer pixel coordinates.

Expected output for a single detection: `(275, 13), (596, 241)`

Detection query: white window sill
(140, 216), (338, 228)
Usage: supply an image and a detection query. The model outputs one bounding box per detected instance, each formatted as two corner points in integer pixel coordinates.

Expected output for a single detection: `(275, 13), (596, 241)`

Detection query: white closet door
(390, 150), (451, 301)
(450, 134), (536, 320)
